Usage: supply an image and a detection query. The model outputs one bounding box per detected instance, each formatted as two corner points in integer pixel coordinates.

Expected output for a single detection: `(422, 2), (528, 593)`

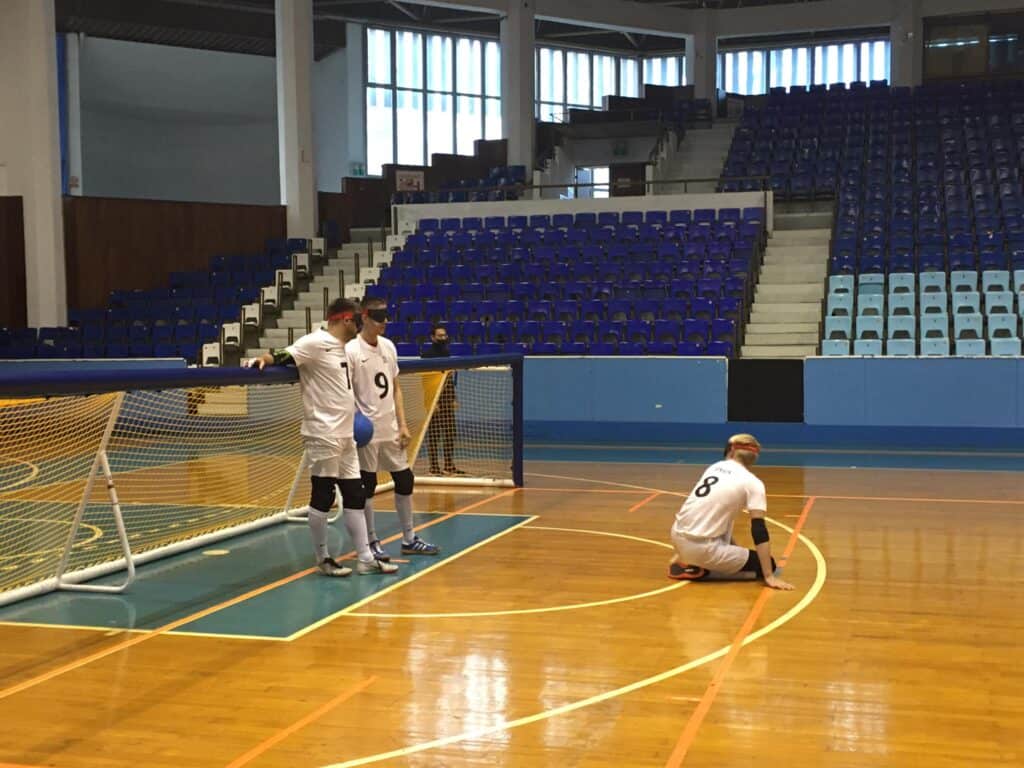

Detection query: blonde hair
(726, 433), (761, 466)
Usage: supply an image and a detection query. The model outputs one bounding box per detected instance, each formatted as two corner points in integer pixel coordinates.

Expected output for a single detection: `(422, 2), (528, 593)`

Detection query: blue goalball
(354, 411), (374, 447)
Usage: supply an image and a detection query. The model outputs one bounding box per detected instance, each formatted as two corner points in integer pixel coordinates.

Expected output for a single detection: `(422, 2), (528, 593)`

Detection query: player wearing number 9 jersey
(669, 434), (793, 590)
(346, 297), (439, 561)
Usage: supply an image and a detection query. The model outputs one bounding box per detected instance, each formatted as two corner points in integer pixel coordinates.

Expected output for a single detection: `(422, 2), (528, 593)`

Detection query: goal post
(0, 354), (523, 607)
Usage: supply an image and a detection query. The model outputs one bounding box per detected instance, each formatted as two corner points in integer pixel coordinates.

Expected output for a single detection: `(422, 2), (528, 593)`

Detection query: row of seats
(823, 338), (1021, 357)
(415, 207), (764, 233)
(0, 342), (204, 361)
(392, 166), (528, 205)
(826, 313), (1021, 341)
(827, 291), (1021, 317)
(828, 270), (1024, 295)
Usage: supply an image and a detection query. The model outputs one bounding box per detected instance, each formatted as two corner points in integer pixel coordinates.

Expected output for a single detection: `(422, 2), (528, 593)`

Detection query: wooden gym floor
(0, 456), (1022, 767)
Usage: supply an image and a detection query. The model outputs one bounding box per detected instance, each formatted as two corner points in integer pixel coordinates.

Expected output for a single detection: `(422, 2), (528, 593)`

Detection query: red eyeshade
(328, 311), (354, 322)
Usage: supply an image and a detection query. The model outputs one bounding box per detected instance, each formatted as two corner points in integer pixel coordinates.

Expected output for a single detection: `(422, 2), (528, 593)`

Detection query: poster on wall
(395, 169), (426, 192)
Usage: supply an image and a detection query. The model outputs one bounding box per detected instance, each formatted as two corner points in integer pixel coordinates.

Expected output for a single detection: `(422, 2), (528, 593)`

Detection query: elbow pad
(751, 517), (769, 545)
(271, 349), (294, 366)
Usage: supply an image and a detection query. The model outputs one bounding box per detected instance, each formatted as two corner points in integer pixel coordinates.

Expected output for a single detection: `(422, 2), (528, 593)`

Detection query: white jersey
(286, 329), (357, 441)
(345, 334), (400, 443)
(672, 459), (767, 540)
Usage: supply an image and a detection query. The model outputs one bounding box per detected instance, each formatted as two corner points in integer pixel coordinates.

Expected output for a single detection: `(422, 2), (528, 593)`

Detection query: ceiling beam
(386, 0), (421, 21)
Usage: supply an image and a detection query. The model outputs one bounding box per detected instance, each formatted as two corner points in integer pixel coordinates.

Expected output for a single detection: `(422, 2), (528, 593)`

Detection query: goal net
(0, 355), (522, 607)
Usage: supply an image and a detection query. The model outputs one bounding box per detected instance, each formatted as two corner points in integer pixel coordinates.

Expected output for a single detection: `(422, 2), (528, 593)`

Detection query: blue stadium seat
(920, 292), (948, 315)
(987, 314), (1019, 339)
(991, 338), (1022, 356)
(952, 292), (980, 315)
(821, 339), (850, 356)
(955, 339), (986, 356)
(853, 339), (882, 355)
(984, 291), (1014, 315)
(856, 316), (883, 340)
(954, 313), (983, 339)
(886, 339), (916, 356)
(920, 338), (950, 356)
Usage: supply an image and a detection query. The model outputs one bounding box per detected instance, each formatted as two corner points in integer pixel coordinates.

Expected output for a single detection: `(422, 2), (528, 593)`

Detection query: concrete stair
(741, 211), (829, 359)
(245, 228), (390, 359)
(656, 121), (737, 194)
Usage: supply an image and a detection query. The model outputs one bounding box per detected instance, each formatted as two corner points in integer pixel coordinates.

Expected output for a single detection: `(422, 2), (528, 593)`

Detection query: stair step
(741, 345), (817, 358)
(750, 304), (822, 323)
(775, 212), (833, 230)
(758, 265), (828, 283)
(744, 331), (820, 345)
(755, 284), (825, 301)
(744, 322), (819, 334)
(769, 228), (832, 245)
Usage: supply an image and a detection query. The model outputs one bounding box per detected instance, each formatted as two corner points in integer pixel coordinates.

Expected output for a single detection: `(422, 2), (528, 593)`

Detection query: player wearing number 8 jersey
(669, 434), (792, 590)
(346, 297), (439, 561)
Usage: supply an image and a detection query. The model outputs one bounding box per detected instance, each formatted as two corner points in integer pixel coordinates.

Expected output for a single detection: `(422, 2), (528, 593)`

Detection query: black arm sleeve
(751, 517), (770, 545)
(270, 349), (295, 366)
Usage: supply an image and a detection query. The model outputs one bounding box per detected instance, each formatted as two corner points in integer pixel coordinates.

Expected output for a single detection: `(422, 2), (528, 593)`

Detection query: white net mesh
(0, 360), (517, 604)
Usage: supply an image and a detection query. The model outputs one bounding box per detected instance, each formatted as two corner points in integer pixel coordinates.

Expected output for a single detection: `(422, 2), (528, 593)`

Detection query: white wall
(80, 37), (279, 205)
(312, 48), (347, 192)
(538, 136), (657, 192)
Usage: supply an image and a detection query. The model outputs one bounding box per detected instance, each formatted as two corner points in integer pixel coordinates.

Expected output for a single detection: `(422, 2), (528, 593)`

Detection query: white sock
(343, 507), (373, 563)
(396, 493), (415, 543)
(363, 498), (377, 542)
(307, 507), (330, 563)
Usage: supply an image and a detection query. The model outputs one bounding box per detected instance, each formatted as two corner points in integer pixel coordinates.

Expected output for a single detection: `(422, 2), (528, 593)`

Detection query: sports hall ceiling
(55, 0), (825, 58)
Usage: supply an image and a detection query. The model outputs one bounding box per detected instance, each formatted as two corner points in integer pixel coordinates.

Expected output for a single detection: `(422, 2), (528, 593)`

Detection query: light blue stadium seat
(984, 291), (1014, 315)
(856, 315), (883, 340)
(919, 272), (947, 293)
(953, 312), (983, 339)
(987, 314), (1019, 339)
(858, 282), (885, 296)
(889, 272), (915, 294)
(821, 339), (850, 356)
(824, 316), (852, 340)
(886, 339), (916, 356)
(982, 270), (1011, 293)
(920, 292), (948, 314)
(853, 339), (882, 355)
(887, 315), (915, 339)
(857, 294), (884, 316)
(827, 293), (853, 316)
(952, 291), (980, 314)
(828, 275), (854, 294)
(887, 292), (915, 315)
(920, 338), (950, 356)
(991, 337), (1022, 356)
(955, 339), (986, 356)
(920, 315), (949, 339)
(858, 273), (885, 287)
(1013, 269), (1024, 292)
(950, 270), (978, 293)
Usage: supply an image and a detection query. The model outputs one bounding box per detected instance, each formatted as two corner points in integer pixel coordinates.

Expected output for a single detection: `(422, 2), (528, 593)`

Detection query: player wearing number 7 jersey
(668, 434), (793, 590)
(346, 297), (439, 562)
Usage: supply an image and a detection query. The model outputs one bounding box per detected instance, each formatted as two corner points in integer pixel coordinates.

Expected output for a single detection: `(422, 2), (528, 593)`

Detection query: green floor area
(0, 512), (526, 640)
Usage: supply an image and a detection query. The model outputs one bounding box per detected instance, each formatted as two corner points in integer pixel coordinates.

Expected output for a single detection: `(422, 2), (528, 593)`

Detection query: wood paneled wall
(0, 197), (27, 329)
(63, 196), (286, 311)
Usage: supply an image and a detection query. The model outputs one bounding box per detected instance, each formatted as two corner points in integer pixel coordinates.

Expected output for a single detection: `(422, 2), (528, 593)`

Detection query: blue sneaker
(369, 539), (390, 562)
(401, 535), (440, 556)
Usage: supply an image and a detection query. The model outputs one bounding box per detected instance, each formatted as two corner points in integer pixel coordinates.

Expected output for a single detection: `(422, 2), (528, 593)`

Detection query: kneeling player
(669, 434), (793, 590)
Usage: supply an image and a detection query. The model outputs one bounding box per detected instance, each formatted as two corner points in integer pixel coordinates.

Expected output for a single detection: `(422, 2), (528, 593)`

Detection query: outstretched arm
(250, 349), (294, 370)
(750, 510), (793, 591)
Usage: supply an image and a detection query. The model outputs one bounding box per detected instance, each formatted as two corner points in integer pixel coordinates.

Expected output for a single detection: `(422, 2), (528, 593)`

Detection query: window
(643, 55), (687, 87)
(721, 38), (890, 94)
(576, 166), (610, 199)
(365, 27), (500, 175)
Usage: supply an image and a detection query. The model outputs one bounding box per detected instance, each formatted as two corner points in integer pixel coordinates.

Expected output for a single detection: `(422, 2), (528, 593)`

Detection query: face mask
(364, 308), (388, 323)
(432, 339), (449, 351)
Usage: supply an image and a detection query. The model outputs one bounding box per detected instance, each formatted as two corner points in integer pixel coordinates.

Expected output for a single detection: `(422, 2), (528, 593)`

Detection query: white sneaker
(356, 558), (399, 575)
(318, 557), (352, 577)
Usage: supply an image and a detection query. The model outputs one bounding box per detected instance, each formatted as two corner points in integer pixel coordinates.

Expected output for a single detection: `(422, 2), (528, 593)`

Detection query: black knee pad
(337, 478), (366, 510)
(309, 476), (336, 512)
(361, 470), (378, 499)
(392, 468), (415, 496)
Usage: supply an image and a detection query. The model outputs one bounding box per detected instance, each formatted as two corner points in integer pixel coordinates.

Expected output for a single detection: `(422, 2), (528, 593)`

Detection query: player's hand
(764, 574), (794, 591)
(249, 356), (267, 371)
(398, 426), (411, 448)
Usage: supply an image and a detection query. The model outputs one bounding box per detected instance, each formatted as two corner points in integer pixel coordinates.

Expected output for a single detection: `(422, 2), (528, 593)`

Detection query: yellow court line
(530, 441), (1024, 458)
(527, 471), (687, 496)
(0, 457), (40, 493)
(348, 525), (685, 619)
(0, 620), (148, 635)
(321, 516), (828, 768)
(284, 513), (539, 641)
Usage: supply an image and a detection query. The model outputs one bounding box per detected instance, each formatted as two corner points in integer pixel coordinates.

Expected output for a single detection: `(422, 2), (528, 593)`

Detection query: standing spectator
(421, 324), (462, 476)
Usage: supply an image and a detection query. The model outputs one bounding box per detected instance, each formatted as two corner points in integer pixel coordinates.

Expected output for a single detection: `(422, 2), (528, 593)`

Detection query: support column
(501, 0), (535, 174)
(688, 9), (717, 102)
(344, 23), (366, 178)
(890, 0), (923, 88)
(0, 0), (66, 327)
(276, 0), (316, 237)
(66, 33), (83, 196)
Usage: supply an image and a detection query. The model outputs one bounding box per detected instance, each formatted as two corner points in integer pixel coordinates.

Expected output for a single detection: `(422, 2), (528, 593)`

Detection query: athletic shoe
(318, 557), (352, 577)
(369, 539), (391, 562)
(356, 558), (399, 575)
(443, 466), (467, 476)
(401, 535), (440, 556)
(668, 562), (708, 581)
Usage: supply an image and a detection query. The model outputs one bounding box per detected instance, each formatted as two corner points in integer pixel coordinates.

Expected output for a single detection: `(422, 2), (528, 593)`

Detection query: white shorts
(358, 439), (410, 474)
(670, 530), (750, 575)
(304, 436), (360, 480)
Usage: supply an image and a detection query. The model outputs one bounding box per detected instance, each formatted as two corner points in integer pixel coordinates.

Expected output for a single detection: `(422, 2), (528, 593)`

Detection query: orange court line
(524, 486), (662, 495)
(0, 488), (518, 703)
(0, 762), (48, 768)
(772, 492), (1024, 505)
(224, 676), (377, 768)
(628, 491), (662, 513)
(664, 496), (817, 768)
